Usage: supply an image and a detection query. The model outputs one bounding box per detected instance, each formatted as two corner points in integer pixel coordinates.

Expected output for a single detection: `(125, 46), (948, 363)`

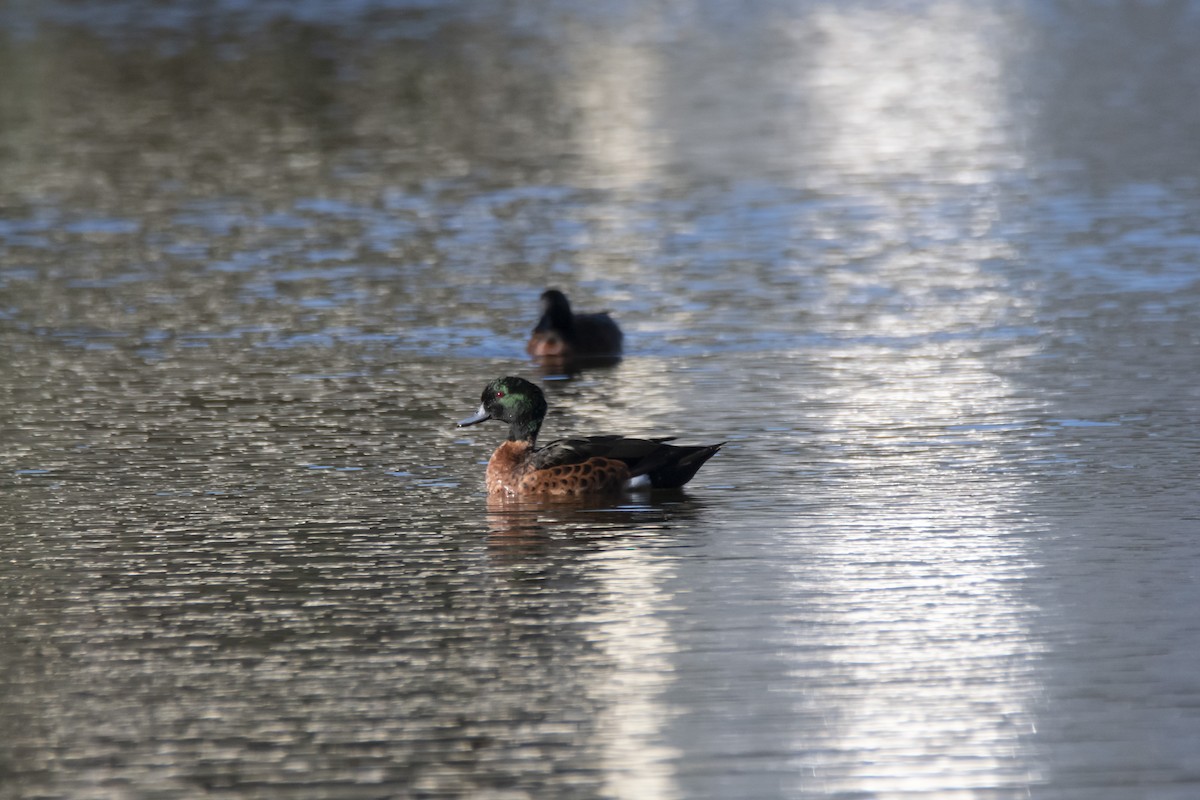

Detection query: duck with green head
(457, 376), (723, 497)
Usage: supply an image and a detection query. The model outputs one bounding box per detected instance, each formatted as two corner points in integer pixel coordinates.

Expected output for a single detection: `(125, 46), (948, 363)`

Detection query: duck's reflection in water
(482, 493), (709, 799)
(529, 353), (624, 380)
(483, 493), (706, 543)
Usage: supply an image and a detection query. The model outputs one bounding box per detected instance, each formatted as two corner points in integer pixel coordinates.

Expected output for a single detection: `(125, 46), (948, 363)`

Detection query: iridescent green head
(457, 376), (548, 443)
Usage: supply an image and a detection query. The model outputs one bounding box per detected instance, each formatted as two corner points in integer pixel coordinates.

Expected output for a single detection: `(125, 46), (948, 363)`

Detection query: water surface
(3, 2), (1200, 798)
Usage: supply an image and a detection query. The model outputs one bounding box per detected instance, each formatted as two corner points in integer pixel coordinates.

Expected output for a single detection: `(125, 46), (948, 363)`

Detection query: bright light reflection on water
(774, 6), (1039, 794)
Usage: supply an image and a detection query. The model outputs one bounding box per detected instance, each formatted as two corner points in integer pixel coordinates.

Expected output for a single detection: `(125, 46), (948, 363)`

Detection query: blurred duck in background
(526, 289), (623, 361)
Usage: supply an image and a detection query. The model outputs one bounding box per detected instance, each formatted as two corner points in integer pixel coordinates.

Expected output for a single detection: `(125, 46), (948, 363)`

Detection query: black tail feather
(646, 442), (725, 489)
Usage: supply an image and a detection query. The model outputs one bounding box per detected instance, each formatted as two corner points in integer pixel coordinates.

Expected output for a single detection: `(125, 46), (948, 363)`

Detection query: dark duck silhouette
(526, 289), (623, 360)
(457, 377), (723, 498)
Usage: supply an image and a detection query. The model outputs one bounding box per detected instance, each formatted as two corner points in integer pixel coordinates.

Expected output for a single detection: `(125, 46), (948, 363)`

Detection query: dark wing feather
(531, 436), (677, 471)
(571, 313), (624, 355)
(533, 435), (724, 489)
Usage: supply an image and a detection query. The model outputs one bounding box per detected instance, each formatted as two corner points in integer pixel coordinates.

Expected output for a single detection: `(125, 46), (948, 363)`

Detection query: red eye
(495, 391), (505, 398)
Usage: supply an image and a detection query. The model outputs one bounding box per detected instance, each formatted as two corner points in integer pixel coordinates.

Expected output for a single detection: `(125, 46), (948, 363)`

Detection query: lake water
(3, 2), (1200, 798)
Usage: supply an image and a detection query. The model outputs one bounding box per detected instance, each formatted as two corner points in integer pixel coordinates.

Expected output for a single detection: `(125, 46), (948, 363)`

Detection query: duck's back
(569, 312), (623, 356)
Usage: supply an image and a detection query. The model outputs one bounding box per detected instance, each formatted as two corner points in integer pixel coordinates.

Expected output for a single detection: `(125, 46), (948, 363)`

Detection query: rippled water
(3, 2), (1200, 798)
